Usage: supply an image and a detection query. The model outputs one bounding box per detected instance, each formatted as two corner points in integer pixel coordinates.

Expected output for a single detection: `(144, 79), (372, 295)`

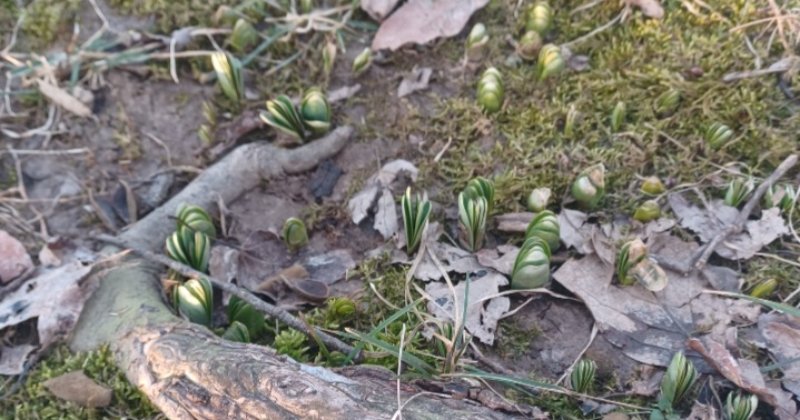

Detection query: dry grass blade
(35, 80), (92, 118)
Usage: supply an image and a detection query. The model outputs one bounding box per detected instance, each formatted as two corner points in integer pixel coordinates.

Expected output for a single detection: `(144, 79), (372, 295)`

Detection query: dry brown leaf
(361, 0), (401, 21)
(0, 230), (33, 284)
(425, 271), (510, 345)
(373, 188), (398, 239)
(414, 242), (484, 282)
(626, 0), (664, 19)
(689, 337), (799, 419)
(475, 245), (517, 276)
(758, 314), (800, 399)
(669, 193), (788, 260)
(347, 160), (418, 225)
(43, 371), (112, 408)
(372, 0), (490, 51)
(0, 261), (94, 374)
(36, 80), (93, 118)
(397, 67), (433, 98)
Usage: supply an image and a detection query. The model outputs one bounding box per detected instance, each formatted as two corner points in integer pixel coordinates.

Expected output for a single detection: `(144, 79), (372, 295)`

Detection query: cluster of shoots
(401, 187), (432, 255)
(569, 359), (596, 393)
(763, 183), (796, 214)
(632, 177), (665, 222)
(705, 122), (734, 149)
(352, 48), (372, 76)
(657, 352), (698, 413)
(211, 52), (245, 107)
(261, 88), (332, 141)
(223, 296), (267, 343)
(724, 178), (753, 208)
(198, 101), (217, 146)
(458, 177), (494, 251)
(477, 67), (504, 114)
(165, 204), (217, 325)
(571, 164), (605, 209)
(512, 208), (559, 289)
(616, 238), (668, 292)
(282, 217), (309, 252)
(725, 392), (758, 420)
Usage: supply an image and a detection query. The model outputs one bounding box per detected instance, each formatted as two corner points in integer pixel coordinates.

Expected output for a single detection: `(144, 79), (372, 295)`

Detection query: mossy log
(70, 128), (514, 419)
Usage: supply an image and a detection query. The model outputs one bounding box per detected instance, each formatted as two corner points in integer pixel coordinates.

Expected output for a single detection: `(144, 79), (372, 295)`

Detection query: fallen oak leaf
(43, 371), (113, 408)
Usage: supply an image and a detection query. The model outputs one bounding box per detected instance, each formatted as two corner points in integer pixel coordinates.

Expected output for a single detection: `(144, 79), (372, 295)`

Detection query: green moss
(20, 0), (81, 49)
(0, 345), (159, 419)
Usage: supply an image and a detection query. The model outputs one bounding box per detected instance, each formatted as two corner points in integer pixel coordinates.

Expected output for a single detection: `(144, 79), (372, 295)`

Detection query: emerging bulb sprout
(511, 237), (551, 289)
(222, 320), (251, 342)
(763, 183), (796, 214)
(610, 101), (626, 132)
(705, 122), (734, 149)
(571, 164), (605, 209)
(352, 48), (372, 76)
(261, 94), (307, 140)
(198, 124), (213, 146)
(401, 187), (432, 255)
(633, 200), (661, 223)
(569, 359), (596, 393)
(616, 238), (647, 286)
(322, 39), (337, 75)
(466, 23), (489, 62)
(176, 204), (216, 238)
(724, 178), (753, 208)
(516, 30), (542, 61)
(564, 105), (579, 137)
(749, 278), (778, 299)
(166, 230), (212, 273)
(458, 192), (488, 252)
(640, 176), (665, 195)
(210, 52), (244, 105)
(282, 217), (309, 251)
(725, 392), (758, 420)
(653, 89), (681, 117)
(525, 210), (560, 252)
(537, 44), (564, 81)
(227, 296), (266, 339)
(229, 18), (258, 52)
(527, 187), (552, 212)
(463, 176), (495, 214)
(660, 352), (698, 408)
(300, 88), (332, 135)
(477, 67), (504, 114)
(526, 1), (553, 34)
(174, 276), (213, 326)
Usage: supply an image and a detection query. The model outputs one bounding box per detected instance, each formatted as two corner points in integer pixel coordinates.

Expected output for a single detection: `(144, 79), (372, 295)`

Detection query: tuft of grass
(0, 345), (160, 419)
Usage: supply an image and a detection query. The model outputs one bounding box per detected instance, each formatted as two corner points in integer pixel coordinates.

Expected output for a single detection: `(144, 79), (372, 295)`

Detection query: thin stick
(692, 154), (798, 270)
(95, 234), (358, 358)
(562, 11), (624, 49)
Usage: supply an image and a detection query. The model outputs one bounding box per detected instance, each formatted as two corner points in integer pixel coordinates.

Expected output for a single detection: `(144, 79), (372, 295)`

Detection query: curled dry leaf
(425, 271), (510, 345)
(0, 261), (94, 374)
(347, 159), (419, 229)
(372, 0), (490, 51)
(373, 188), (398, 239)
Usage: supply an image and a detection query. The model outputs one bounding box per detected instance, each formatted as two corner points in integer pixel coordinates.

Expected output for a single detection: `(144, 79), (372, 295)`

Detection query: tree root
(71, 129), (515, 419)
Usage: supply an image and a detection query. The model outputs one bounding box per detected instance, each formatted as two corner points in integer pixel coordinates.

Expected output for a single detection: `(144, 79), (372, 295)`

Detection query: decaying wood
(72, 128), (515, 419)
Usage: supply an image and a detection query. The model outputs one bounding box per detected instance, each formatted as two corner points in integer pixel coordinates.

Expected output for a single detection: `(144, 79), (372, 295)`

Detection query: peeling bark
(71, 129), (516, 419)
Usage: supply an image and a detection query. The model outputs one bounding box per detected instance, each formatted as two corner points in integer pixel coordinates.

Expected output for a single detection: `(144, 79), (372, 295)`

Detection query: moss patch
(19, 0), (81, 49)
(0, 345), (160, 419)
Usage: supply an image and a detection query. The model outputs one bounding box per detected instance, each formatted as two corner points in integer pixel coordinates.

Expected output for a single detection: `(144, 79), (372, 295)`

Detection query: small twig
(95, 234), (358, 358)
(562, 11), (625, 49)
(692, 154), (798, 270)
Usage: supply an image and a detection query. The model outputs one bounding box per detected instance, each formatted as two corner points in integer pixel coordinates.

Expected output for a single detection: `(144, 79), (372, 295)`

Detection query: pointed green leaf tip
(401, 187), (431, 255)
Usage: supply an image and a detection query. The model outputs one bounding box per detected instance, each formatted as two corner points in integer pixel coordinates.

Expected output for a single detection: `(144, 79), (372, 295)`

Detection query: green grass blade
(705, 291), (800, 317)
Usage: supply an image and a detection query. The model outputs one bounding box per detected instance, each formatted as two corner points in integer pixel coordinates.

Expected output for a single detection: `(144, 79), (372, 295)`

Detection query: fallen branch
(95, 234), (357, 357)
